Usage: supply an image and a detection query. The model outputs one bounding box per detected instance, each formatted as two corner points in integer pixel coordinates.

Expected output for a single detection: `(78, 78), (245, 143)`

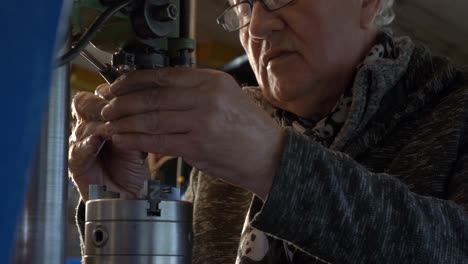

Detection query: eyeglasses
(217, 0), (296, 32)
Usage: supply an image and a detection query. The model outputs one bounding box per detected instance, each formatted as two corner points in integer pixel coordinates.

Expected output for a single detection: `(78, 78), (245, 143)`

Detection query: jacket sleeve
(250, 128), (468, 264)
(183, 170), (252, 264)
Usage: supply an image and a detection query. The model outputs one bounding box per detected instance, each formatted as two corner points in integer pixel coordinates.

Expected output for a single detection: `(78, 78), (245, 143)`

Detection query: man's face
(239, 0), (369, 117)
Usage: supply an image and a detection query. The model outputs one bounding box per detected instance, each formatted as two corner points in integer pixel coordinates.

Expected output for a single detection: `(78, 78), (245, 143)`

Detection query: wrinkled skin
(240, 0), (381, 119)
(69, 86), (151, 201)
(68, 0), (382, 201)
(69, 69), (284, 200)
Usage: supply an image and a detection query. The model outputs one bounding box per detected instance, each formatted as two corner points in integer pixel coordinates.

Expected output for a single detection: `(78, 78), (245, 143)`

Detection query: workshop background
(63, 0), (468, 261)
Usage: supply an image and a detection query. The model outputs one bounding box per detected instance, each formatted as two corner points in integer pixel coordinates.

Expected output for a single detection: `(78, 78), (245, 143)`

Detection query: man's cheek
(239, 29), (249, 48)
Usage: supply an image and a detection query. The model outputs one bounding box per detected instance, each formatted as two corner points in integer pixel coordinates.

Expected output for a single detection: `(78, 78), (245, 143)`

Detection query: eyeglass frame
(216, 0), (297, 32)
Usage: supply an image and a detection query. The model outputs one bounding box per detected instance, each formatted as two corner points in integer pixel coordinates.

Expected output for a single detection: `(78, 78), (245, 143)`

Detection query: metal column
(0, 1), (70, 263)
(12, 42), (71, 263)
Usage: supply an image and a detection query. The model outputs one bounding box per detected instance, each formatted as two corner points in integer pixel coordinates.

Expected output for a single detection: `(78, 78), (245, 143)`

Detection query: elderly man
(69, 0), (468, 263)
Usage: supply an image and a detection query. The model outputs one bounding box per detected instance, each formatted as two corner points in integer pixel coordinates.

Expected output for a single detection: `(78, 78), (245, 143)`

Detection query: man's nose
(248, 1), (285, 41)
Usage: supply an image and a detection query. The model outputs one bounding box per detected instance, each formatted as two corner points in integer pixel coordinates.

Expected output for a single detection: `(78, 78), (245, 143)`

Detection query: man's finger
(71, 121), (109, 142)
(101, 87), (196, 121)
(68, 135), (103, 179)
(110, 68), (213, 96)
(68, 135), (107, 202)
(112, 133), (189, 158)
(95, 83), (115, 101)
(106, 110), (193, 135)
(72, 92), (108, 121)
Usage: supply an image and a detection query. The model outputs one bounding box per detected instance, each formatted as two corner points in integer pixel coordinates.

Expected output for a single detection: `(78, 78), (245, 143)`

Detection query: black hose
(56, 0), (132, 67)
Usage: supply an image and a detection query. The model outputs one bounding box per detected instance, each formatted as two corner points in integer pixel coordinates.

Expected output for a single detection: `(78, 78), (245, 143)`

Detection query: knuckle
(145, 112), (159, 133)
(71, 92), (87, 119)
(73, 92), (93, 110)
(72, 92), (105, 121)
(123, 71), (137, 81)
(68, 142), (83, 170)
(71, 122), (85, 141)
(146, 88), (161, 110)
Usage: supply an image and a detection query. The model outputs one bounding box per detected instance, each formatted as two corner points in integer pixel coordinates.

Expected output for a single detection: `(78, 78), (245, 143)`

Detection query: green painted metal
(71, 0), (190, 54)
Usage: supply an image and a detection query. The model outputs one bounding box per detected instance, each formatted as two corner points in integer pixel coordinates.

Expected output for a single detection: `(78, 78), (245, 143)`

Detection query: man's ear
(360, 0), (382, 29)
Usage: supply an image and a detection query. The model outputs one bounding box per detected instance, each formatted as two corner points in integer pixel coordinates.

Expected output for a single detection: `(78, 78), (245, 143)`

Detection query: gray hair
(375, 0), (395, 27)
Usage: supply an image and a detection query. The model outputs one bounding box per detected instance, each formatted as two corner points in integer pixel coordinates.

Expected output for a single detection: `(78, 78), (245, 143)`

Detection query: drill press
(71, 1), (195, 263)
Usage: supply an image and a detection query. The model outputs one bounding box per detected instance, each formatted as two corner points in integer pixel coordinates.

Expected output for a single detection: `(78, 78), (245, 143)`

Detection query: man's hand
(69, 86), (150, 202)
(101, 68), (286, 200)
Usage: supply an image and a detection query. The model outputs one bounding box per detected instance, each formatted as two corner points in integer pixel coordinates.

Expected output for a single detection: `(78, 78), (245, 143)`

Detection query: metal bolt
(154, 3), (178, 21)
(92, 226), (109, 248)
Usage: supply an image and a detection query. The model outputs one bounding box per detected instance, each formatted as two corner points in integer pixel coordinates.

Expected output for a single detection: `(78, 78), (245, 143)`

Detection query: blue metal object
(0, 1), (67, 262)
(66, 258), (82, 264)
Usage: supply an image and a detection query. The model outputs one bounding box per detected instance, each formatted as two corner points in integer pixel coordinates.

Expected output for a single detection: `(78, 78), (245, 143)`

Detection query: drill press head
(72, 0), (195, 70)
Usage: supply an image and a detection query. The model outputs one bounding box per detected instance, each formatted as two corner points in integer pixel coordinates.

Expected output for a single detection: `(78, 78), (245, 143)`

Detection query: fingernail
(95, 84), (109, 98)
(101, 105), (111, 120)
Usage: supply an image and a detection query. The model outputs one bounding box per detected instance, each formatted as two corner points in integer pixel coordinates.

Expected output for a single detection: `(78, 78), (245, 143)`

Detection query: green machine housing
(72, 0), (195, 69)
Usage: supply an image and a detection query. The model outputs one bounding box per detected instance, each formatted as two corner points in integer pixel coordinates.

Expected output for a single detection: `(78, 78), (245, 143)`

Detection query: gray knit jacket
(183, 36), (468, 263)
